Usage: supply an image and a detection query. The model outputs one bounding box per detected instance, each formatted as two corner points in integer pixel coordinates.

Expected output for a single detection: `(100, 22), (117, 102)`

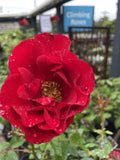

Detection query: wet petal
(18, 67), (34, 83)
(44, 109), (60, 129)
(34, 33), (71, 59)
(21, 110), (44, 127)
(9, 39), (47, 74)
(17, 79), (40, 100)
(24, 125), (59, 144)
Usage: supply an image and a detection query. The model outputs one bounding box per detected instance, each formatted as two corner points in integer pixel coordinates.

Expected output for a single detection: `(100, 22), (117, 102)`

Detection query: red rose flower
(109, 150), (120, 159)
(19, 18), (29, 27)
(0, 33), (95, 144)
(50, 16), (60, 22)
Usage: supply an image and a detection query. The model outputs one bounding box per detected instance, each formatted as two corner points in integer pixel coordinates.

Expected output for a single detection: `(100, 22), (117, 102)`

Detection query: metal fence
(69, 26), (111, 79)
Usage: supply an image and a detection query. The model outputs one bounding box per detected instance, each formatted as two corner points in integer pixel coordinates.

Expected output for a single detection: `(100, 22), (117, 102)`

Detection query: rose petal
(21, 110), (44, 127)
(55, 116), (74, 134)
(62, 59), (95, 95)
(38, 122), (52, 130)
(44, 109), (60, 128)
(57, 103), (70, 120)
(18, 67), (34, 83)
(36, 55), (62, 80)
(68, 96), (90, 117)
(24, 125), (58, 144)
(17, 79), (40, 100)
(9, 39), (47, 74)
(34, 33), (71, 59)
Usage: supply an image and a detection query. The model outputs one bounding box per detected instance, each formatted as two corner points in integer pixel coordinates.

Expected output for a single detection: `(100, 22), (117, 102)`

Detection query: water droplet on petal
(59, 129), (62, 132)
(5, 105), (9, 108)
(85, 87), (88, 91)
(33, 133), (37, 137)
(0, 110), (5, 115)
(82, 100), (85, 104)
(29, 123), (32, 127)
(0, 104), (3, 107)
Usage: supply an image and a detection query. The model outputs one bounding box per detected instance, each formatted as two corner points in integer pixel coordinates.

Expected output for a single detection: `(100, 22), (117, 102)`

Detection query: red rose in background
(0, 33), (95, 144)
(109, 150), (120, 159)
(19, 18), (29, 27)
(50, 16), (60, 22)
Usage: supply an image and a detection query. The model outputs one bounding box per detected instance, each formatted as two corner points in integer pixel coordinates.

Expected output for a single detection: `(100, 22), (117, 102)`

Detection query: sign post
(64, 6), (94, 32)
(40, 15), (52, 33)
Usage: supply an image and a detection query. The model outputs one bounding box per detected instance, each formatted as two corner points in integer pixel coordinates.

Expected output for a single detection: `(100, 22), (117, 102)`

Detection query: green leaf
(0, 142), (9, 153)
(105, 130), (113, 135)
(10, 136), (26, 149)
(61, 142), (68, 160)
(91, 149), (105, 158)
(0, 155), (3, 160)
(103, 143), (112, 155)
(28, 154), (34, 160)
(78, 150), (88, 158)
(68, 144), (78, 157)
(106, 80), (113, 86)
(55, 155), (64, 160)
(85, 114), (96, 122)
(103, 113), (111, 119)
(70, 133), (88, 151)
(4, 151), (18, 160)
(81, 158), (94, 160)
(70, 133), (84, 146)
(85, 143), (96, 148)
(93, 129), (103, 135)
(114, 118), (120, 129)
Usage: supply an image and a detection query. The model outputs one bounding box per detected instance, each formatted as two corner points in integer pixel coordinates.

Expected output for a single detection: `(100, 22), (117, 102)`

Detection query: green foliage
(94, 15), (109, 26)
(9, 136), (26, 149)
(4, 151), (18, 160)
(103, 19), (116, 34)
(0, 142), (9, 153)
(0, 135), (25, 160)
(0, 28), (35, 66)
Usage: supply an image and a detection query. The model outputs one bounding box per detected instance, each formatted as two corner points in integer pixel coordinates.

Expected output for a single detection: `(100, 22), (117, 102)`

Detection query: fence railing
(68, 26), (111, 79)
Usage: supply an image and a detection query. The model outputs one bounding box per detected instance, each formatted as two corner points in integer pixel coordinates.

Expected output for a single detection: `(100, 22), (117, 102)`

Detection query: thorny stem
(31, 144), (39, 160)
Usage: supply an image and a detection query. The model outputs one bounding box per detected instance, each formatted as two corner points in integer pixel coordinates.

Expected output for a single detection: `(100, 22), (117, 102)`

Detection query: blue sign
(64, 6), (94, 32)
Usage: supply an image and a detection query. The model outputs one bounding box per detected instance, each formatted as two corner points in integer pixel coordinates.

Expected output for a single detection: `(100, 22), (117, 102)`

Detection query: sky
(0, 0), (118, 20)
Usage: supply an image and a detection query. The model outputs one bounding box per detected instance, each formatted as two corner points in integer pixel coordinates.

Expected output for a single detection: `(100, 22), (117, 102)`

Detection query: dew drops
(0, 104), (3, 107)
(5, 105), (9, 109)
(28, 64), (31, 68)
(29, 123), (32, 127)
(33, 133), (37, 137)
(58, 129), (62, 133)
(85, 87), (88, 91)
(81, 100), (85, 104)
(0, 110), (5, 115)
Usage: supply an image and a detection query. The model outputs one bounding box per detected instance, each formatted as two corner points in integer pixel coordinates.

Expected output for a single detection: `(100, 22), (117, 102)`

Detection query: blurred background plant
(0, 28), (35, 68)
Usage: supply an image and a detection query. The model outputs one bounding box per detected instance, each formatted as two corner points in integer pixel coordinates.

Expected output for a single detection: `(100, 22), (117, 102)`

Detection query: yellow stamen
(41, 81), (62, 102)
